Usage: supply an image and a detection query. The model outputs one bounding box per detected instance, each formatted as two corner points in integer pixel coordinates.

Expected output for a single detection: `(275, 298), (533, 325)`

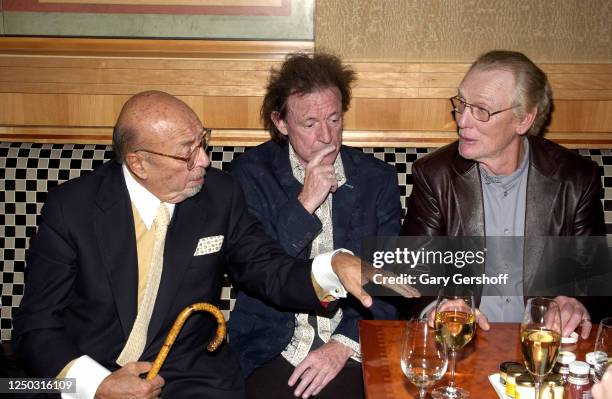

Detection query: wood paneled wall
(1, 38), (611, 147)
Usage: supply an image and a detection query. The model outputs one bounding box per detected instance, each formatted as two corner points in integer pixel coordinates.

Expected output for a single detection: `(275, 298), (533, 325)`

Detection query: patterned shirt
(281, 145), (361, 366)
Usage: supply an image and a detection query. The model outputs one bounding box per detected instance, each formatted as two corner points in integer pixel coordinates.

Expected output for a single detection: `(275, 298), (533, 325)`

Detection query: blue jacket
(228, 141), (401, 376)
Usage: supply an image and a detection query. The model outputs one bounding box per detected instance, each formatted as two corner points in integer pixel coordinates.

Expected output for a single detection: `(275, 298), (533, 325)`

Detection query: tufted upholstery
(1, 142), (611, 342)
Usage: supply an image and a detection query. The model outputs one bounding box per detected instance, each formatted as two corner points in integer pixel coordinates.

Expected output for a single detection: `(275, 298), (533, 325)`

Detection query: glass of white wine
(520, 297), (562, 399)
(401, 319), (448, 399)
(594, 317), (612, 383)
(432, 288), (476, 399)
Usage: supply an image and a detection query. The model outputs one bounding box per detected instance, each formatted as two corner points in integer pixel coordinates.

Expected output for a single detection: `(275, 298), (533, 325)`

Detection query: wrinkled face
(274, 87), (343, 166)
(138, 117), (211, 204)
(455, 68), (529, 171)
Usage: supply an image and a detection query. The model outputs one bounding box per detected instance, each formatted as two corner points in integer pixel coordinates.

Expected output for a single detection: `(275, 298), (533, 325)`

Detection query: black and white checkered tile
(1, 142), (611, 342)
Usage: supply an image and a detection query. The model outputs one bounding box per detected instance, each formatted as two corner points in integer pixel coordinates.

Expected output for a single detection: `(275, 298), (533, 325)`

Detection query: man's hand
(553, 295), (592, 339)
(288, 341), (353, 398)
(298, 146), (338, 214)
(592, 365), (612, 399)
(95, 362), (164, 399)
(331, 252), (420, 308)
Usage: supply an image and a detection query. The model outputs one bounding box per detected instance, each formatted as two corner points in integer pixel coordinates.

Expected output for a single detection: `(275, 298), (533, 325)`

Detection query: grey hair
(468, 50), (552, 135)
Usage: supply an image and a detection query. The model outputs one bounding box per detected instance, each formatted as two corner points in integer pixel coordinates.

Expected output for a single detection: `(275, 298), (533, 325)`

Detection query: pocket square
(194, 235), (224, 256)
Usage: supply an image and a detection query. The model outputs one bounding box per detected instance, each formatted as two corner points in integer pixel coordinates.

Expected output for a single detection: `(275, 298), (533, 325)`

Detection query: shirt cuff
(312, 248), (353, 299)
(330, 334), (362, 362)
(62, 355), (111, 399)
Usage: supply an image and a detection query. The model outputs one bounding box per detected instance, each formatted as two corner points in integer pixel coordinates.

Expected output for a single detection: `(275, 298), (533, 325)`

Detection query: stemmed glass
(401, 319), (448, 399)
(520, 297), (562, 399)
(593, 317), (612, 382)
(432, 288), (476, 399)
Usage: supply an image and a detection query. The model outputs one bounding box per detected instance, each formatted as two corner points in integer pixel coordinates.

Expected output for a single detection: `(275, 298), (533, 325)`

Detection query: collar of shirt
(479, 137), (530, 190)
(122, 164), (175, 230)
(288, 144), (347, 188)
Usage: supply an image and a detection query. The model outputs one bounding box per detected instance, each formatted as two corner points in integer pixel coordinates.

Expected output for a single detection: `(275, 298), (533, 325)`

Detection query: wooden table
(360, 321), (596, 398)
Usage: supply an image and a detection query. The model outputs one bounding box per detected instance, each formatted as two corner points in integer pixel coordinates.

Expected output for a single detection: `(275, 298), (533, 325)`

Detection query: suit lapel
(145, 193), (208, 348)
(93, 162), (138, 340)
(524, 136), (562, 237)
(273, 143), (302, 200)
(452, 159), (485, 236)
(333, 149), (358, 247)
(524, 158), (562, 290)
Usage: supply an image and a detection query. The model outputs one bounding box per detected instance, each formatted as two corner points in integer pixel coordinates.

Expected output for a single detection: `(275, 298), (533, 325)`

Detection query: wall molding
(0, 37), (314, 58)
(0, 38), (610, 147)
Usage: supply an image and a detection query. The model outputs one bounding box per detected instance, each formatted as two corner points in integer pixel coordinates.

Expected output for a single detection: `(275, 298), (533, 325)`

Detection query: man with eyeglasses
(401, 50), (607, 338)
(13, 90), (415, 399)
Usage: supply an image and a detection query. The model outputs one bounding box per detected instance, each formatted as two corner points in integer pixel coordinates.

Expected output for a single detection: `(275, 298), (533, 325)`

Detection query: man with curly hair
(229, 52), (401, 398)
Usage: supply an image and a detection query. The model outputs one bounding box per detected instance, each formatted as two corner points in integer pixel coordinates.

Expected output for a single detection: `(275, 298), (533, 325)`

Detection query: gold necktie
(117, 203), (170, 366)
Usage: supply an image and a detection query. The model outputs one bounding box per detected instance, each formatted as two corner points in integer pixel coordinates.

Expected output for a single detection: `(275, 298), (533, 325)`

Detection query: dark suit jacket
(228, 141), (401, 376)
(12, 161), (322, 399)
(400, 135), (608, 317)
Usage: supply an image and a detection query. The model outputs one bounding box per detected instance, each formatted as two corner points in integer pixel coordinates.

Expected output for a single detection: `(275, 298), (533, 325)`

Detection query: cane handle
(146, 302), (226, 380)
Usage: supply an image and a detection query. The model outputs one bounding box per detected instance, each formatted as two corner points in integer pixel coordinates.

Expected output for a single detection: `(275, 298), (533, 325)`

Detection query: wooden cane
(146, 302), (226, 380)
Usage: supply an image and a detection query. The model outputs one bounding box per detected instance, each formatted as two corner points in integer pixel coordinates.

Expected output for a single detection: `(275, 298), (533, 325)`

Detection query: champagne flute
(401, 319), (448, 399)
(594, 317), (612, 383)
(520, 297), (562, 399)
(432, 288), (476, 399)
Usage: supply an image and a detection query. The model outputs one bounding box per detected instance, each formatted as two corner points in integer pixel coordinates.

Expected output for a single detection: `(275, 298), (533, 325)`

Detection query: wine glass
(594, 317), (612, 383)
(431, 288), (476, 399)
(520, 297), (562, 399)
(401, 319), (448, 399)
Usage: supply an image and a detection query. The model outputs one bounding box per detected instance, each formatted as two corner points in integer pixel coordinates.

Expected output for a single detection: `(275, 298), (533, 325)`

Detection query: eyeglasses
(135, 128), (211, 170)
(450, 96), (517, 122)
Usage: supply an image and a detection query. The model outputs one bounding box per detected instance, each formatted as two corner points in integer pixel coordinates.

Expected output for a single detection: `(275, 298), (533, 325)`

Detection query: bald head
(115, 91), (211, 203)
(113, 91), (200, 163)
